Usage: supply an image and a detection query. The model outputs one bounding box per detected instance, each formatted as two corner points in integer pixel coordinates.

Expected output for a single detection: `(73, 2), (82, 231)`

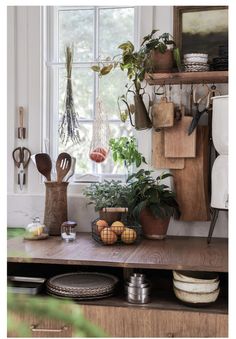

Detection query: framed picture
(173, 6), (228, 62)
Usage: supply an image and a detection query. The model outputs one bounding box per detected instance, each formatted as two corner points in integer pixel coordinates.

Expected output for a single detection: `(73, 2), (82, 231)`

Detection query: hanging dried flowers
(59, 45), (81, 145)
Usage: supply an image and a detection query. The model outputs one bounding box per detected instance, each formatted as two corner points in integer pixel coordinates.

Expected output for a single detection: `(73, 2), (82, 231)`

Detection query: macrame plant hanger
(89, 98), (109, 164)
(59, 45), (81, 145)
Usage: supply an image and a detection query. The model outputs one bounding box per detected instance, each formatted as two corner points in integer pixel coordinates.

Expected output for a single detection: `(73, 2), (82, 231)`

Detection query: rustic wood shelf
(7, 233), (228, 272)
(145, 70), (228, 85)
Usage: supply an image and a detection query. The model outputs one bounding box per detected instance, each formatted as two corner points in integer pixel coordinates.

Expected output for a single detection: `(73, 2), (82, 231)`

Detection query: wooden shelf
(7, 233), (228, 272)
(145, 71), (228, 85)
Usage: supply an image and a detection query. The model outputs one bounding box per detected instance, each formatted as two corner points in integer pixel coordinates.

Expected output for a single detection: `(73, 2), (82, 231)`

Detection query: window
(46, 6), (139, 179)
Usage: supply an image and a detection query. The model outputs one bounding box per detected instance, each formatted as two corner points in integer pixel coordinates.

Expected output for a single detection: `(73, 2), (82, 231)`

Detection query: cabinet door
(8, 312), (72, 338)
(81, 305), (228, 337)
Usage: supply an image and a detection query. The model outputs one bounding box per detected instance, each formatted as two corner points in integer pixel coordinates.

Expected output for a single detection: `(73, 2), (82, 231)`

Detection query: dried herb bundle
(59, 45), (81, 145)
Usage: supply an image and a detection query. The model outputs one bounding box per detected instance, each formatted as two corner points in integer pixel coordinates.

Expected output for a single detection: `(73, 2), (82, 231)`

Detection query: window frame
(43, 5), (154, 183)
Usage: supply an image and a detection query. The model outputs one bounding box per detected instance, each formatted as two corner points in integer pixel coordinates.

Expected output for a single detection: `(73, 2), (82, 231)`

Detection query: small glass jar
(61, 221), (77, 242)
(25, 217), (48, 239)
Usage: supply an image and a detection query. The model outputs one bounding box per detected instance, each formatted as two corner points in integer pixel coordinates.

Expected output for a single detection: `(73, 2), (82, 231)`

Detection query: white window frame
(43, 6), (154, 183)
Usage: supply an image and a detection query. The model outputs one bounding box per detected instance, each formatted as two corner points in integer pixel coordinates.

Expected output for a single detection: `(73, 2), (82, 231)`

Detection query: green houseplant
(92, 29), (181, 129)
(126, 169), (180, 239)
(109, 136), (146, 176)
(143, 30), (181, 73)
(83, 180), (129, 223)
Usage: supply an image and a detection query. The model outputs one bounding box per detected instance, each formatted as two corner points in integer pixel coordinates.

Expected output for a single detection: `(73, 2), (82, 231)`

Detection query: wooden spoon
(56, 152), (72, 183)
(65, 157), (76, 182)
(35, 153), (52, 181)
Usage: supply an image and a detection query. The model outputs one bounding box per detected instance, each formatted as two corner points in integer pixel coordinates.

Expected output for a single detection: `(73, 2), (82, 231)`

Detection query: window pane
(58, 9), (94, 62)
(99, 8), (134, 58)
(99, 68), (132, 120)
(59, 68), (94, 120)
(59, 123), (93, 173)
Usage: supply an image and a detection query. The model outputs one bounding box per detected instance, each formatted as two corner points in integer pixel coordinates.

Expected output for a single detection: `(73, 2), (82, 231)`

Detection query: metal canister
(125, 273), (151, 304)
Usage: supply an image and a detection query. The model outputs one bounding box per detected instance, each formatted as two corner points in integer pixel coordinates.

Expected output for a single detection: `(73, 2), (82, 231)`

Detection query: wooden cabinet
(7, 233), (228, 337)
(81, 305), (227, 337)
(8, 312), (72, 338)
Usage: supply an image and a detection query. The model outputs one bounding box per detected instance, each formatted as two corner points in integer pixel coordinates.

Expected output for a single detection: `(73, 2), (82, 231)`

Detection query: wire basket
(92, 208), (142, 246)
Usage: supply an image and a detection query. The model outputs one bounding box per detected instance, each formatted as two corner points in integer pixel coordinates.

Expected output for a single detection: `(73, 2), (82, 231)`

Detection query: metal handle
(30, 324), (68, 333)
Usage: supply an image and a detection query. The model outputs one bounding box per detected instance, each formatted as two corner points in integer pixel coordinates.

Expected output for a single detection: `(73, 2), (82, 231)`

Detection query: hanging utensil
(12, 147), (31, 190)
(151, 85), (174, 130)
(35, 153), (52, 181)
(164, 86), (196, 158)
(65, 157), (76, 182)
(188, 84), (211, 135)
(56, 152), (72, 183)
(17, 107), (26, 139)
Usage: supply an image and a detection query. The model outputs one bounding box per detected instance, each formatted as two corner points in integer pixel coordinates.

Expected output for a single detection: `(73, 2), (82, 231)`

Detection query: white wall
(7, 6), (228, 238)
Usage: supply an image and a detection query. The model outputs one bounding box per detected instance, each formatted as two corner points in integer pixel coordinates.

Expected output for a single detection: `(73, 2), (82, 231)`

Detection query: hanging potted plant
(143, 30), (181, 73)
(126, 169), (180, 239)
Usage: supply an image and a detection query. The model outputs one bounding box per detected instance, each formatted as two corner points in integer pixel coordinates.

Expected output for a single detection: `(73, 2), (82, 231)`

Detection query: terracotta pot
(151, 49), (174, 73)
(99, 210), (121, 224)
(139, 208), (170, 239)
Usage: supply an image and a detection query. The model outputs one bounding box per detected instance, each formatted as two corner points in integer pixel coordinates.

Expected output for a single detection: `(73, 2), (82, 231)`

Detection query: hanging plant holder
(89, 98), (109, 163)
(59, 45), (81, 145)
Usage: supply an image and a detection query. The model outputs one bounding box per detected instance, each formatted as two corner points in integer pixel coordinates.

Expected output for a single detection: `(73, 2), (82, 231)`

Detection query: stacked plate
(46, 272), (119, 300)
(173, 270), (220, 306)
(125, 273), (151, 304)
(184, 53), (209, 72)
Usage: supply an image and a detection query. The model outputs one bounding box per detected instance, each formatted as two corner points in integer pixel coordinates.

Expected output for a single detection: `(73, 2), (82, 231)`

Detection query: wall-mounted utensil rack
(145, 71), (228, 85)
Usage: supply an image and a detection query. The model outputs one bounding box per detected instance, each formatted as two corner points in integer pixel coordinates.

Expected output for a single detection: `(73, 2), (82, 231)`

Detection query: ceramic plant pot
(151, 49), (174, 73)
(139, 208), (170, 239)
(99, 210), (121, 224)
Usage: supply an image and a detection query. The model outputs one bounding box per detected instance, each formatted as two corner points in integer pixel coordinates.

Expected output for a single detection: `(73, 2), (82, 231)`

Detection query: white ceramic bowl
(173, 286), (220, 304)
(173, 271), (219, 284)
(211, 155), (228, 209)
(173, 279), (219, 293)
(184, 53), (208, 63)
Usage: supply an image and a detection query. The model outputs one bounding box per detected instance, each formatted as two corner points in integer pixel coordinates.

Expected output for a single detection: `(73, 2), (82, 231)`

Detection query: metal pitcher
(131, 94), (152, 130)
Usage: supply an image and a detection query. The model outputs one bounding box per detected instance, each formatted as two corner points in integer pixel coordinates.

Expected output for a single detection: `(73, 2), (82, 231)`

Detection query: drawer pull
(30, 324), (68, 333)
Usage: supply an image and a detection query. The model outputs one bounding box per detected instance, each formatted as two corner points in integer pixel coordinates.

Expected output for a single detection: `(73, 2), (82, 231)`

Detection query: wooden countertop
(7, 233), (228, 272)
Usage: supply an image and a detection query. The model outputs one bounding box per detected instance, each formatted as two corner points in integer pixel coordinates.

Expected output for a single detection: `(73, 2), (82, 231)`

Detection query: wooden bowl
(173, 279), (219, 293)
(173, 270), (219, 284)
(173, 286), (220, 304)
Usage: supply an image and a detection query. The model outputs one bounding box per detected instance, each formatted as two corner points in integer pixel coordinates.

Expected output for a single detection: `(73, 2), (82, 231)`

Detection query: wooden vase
(43, 182), (69, 235)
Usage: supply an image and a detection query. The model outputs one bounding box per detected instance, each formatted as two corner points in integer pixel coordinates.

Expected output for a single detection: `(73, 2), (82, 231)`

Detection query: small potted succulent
(126, 169), (180, 239)
(83, 180), (129, 223)
(109, 136), (146, 176)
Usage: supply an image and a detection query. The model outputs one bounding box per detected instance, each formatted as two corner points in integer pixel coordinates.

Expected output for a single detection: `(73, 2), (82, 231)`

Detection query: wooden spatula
(35, 153), (52, 181)
(56, 153), (72, 183)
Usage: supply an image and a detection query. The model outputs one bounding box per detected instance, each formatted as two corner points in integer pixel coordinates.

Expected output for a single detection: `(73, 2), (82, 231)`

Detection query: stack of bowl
(173, 270), (220, 306)
(184, 53), (209, 72)
(125, 273), (151, 304)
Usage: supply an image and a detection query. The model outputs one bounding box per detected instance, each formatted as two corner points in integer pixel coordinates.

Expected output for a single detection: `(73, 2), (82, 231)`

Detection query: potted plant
(109, 136), (146, 176)
(91, 29), (181, 129)
(143, 30), (181, 73)
(83, 180), (129, 223)
(126, 169), (180, 239)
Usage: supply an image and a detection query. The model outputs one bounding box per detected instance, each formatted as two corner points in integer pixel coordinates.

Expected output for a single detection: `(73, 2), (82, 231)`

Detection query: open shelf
(145, 71), (228, 85)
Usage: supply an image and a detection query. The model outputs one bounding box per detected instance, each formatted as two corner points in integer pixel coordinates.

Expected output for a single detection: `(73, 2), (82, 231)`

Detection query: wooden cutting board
(171, 126), (210, 221)
(152, 129), (185, 169)
(151, 97), (174, 130)
(164, 106), (196, 158)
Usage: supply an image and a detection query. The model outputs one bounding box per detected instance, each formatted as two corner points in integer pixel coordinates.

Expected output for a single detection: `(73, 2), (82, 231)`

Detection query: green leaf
(100, 64), (113, 75)
(91, 65), (100, 72)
